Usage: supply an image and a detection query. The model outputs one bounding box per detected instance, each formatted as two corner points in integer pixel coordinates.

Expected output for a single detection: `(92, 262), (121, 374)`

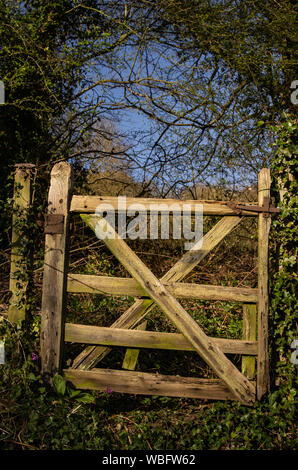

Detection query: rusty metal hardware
(44, 214), (65, 234)
(226, 197), (280, 218)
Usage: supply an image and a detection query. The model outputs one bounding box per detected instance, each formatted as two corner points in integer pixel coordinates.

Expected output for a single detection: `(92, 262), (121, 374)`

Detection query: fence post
(257, 168), (271, 399)
(8, 163), (35, 325)
(40, 162), (73, 382)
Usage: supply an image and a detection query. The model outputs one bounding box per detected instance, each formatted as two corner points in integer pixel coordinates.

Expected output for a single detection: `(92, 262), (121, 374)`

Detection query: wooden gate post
(9, 163), (35, 325)
(40, 162), (73, 382)
(257, 168), (271, 399)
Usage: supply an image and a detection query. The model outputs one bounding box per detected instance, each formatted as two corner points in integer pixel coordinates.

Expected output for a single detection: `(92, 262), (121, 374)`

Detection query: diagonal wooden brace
(74, 215), (255, 405)
(72, 216), (242, 370)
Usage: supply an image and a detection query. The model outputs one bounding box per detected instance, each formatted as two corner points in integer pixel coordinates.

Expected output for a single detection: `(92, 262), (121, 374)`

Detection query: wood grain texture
(67, 273), (257, 303)
(65, 323), (258, 355)
(63, 368), (239, 400)
(70, 195), (259, 216)
(40, 162), (73, 381)
(72, 216), (242, 370)
(122, 321), (147, 370)
(8, 165), (33, 324)
(257, 168), (271, 399)
(73, 215), (255, 405)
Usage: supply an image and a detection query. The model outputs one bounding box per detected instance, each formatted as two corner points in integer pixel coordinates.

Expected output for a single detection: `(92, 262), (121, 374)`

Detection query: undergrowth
(0, 328), (296, 451)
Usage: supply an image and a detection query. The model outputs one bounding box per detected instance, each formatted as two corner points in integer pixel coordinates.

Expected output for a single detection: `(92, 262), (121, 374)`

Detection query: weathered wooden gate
(40, 162), (279, 406)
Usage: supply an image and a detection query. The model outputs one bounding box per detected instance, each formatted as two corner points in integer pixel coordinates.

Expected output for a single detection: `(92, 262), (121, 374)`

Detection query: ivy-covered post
(8, 163), (35, 325)
(270, 116), (297, 407)
(40, 162), (73, 383)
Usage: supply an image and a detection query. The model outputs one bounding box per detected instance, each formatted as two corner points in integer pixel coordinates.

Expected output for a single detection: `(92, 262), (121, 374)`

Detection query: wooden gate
(40, 162), (278, 406)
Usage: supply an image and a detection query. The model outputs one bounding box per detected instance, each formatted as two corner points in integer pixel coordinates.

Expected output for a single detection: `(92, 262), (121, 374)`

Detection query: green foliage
(0, 1), (297, 453)
(160, 0), (297, 113)
(0, 0), (120, 240)
(53, 373), (95, 403)
(270, 114), (298, 403)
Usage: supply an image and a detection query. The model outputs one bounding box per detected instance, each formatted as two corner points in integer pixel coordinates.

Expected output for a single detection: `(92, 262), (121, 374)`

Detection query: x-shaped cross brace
(72, 214), (255, 405)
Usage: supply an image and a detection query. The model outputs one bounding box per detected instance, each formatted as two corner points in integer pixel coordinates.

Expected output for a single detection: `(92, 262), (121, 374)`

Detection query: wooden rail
(63, 368), (239, 400)
(70, 195), (260, 216)
(65, 323), (258, 355)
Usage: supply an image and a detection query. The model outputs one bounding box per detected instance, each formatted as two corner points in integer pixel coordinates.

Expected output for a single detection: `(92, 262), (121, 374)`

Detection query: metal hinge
(44, 214), (65, 234)
(226, 197), (280, 218)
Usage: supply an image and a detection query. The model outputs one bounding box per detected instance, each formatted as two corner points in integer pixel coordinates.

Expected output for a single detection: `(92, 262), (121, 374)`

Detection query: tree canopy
(0, 0), (297, 198)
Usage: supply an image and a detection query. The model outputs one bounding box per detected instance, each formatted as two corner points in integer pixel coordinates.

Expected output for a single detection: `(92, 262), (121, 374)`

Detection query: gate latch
(227, 197), (280, 218)
(44, 214), (65, 234)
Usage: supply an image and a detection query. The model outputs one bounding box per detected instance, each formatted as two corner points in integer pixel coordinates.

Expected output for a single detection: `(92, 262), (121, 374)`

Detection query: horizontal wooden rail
(73, 214), (256, 406)
(63, 368), (240, 400)
(65, 323), (258, 355)
(70, 195), (259, 216)
(67, 274), (258, 303)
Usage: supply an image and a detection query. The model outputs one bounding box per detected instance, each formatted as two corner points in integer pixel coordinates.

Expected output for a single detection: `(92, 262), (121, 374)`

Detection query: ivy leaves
(53, 374), (95, 404)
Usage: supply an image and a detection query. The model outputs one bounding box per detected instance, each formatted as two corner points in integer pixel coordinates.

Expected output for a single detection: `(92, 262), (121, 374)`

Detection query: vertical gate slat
(257, 168), (271, 399)
(242, 304), (257, 379)
(40, 162), (73, 381)
(122, 321), (147, 370)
